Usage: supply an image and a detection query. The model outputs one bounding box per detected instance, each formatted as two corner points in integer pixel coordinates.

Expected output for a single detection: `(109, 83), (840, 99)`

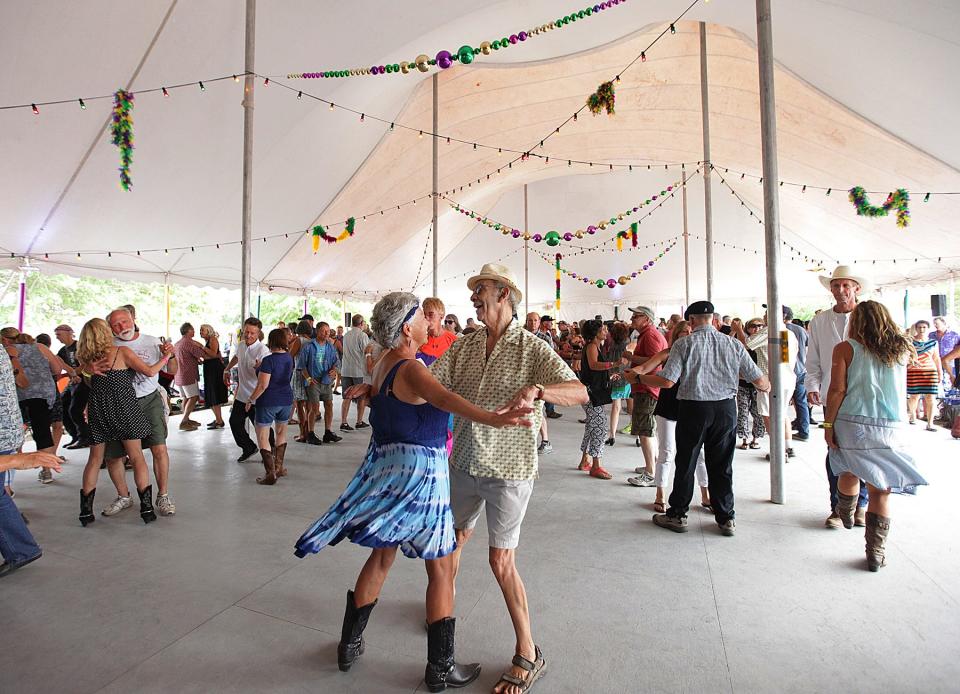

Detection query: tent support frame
(240, 0), (256, 320)
(432, 73), (439, 298)
(757, 0), (785, 504)
(699, 21), (714, 303)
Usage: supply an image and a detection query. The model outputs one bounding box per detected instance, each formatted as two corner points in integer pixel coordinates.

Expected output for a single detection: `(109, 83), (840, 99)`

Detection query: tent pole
(240, 0), (256, 321)
(681, 170), (690, 307)
(699, 21), (714, 303)
(431, 73), (439, 298)
(756, 0), (785, 505)
(903, 289), (909, 328)
(164, 276), (170, 339)
(524, 184), (529, 317)
(303, 295), (308, 317)
(16, 271), (26, 332)
(256, 285), (261, 319)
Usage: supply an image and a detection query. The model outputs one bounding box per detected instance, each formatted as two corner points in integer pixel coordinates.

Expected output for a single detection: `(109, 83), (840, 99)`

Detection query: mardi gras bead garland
(587, 81), (616, 116)
(288, 1), (626, 80)
(110, 89), (134, 191)
(450, 179), (680, 247)
(311, 217), (356, 252)
(541, 240), (676, 289)
(848, 186), (910, 228)
(555, 253), (562, 310)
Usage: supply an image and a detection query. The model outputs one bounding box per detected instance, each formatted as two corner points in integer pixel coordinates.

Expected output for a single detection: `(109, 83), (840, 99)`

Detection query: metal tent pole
(240, 0), (256, 320)
(524, 184), (529, 316)
(699, 22), (715, 302)
(164, 276), (170, 339)
(681, 170), (690, 306)
(756, 0), (785, 504)
(432, 73), (439, 298)
(16, 272), (26, 332)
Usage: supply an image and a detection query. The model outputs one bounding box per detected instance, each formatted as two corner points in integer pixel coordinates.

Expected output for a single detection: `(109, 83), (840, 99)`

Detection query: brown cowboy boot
(256, 448), (277, 485)
(834, 491), (858, 529)
(864, 512), (891, 572)
(275, 443), (288, 477)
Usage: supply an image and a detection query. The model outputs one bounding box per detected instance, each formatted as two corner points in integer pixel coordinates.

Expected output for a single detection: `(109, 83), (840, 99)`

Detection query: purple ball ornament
(593, 4), (601, 11)
(563, 232), (573, 241)
(643, 264), (649, 270)
(652, 195), (658, 201)
(533, 234), (543, 243)
(631, 272), (638, 278)
(518, 31), (528, 41)
(436, 50), (453, 69)
(587, 225), (597, 235)
(667, 186), (674, 191)
(511, 230), (521, 238)
(606, 279), (617, 288)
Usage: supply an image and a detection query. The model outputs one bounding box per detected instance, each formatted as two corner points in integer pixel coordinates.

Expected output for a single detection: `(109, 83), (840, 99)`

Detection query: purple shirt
(933, 330), (960, 359)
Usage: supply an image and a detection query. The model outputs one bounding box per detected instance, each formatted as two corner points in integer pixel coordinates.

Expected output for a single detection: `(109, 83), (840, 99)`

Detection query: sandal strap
(498, 673), (525, 686)
(512, 645), (543, 671)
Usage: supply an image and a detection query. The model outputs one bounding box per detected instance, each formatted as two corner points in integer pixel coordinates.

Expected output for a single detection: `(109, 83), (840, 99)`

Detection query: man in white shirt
(100, 307), (177, 517)
(806, 266), (871, 529)
(339, 314), (371, 432)
(224, 318), (271, 462)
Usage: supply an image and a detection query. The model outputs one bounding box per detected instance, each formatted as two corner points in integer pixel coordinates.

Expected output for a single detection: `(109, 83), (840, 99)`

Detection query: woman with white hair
(199, 324), (227, 429)
(294, 292), (531, 691)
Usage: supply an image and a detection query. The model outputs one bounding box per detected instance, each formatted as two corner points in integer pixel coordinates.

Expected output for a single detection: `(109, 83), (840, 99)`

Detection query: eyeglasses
(747, 324), (761, 330)
(444, 319), (455, 324)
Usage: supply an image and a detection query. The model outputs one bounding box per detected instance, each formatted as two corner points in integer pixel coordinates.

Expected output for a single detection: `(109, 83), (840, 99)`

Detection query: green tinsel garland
(111, 89), (134, 191)
(587, 81), (615, 116)
(848, 186), (910, 228)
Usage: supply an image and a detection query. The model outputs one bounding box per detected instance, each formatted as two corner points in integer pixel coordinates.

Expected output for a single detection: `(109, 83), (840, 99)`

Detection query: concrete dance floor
(4, 404), (959, 693)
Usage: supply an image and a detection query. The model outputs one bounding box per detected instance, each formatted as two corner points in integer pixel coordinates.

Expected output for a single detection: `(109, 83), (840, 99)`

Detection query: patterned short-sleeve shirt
(0, 350), (25, 452)
(430, 320), (577, 481)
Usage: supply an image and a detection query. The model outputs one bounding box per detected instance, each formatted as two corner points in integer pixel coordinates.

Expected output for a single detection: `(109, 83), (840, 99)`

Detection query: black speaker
(931, 294), (947, 317)
(344, 312), (352, 329)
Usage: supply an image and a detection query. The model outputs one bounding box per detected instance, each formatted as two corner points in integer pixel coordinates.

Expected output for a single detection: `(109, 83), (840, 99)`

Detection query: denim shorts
(255, 404), (291, 426)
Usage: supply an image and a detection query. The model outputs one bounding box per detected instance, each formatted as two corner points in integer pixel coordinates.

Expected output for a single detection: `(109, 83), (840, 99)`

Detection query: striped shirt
(660, 325), (763, 401)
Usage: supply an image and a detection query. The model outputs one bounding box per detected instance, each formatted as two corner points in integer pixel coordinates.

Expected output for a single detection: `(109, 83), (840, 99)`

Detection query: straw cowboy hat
(467, 263), (522, 301)
(819, 265), (872, 293)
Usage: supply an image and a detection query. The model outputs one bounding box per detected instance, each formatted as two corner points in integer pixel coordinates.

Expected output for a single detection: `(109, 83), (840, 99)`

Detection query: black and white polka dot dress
(87, 359), (152, 445)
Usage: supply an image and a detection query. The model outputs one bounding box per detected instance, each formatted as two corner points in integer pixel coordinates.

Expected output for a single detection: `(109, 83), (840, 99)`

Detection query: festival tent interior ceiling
(2, 0), (959, 318)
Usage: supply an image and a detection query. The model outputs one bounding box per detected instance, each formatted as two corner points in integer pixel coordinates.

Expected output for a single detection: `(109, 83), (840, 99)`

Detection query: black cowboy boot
(79, 488), (96, 526)
(424, 617), (481, 692)
(338, 590), (377, 671)
(137, 485), (157, 524)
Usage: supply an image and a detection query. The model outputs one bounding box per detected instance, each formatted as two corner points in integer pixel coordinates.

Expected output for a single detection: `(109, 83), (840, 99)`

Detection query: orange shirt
(417, 331), (457, 366)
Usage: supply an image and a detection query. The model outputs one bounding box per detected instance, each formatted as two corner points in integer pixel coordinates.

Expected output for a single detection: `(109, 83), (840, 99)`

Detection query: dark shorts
(306, 382), (333, 404)
(631, 392), (658, 438)
(105, 390), (168, 458)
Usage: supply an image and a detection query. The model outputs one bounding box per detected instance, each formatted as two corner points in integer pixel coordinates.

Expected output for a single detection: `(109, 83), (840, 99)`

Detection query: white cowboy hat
(819, 265), (872, 293)
(467, 263), (522, 301)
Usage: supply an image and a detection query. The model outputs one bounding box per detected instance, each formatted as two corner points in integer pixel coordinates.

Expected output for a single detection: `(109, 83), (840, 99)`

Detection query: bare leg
(181, 396), (199, 424)
(122, 440), (150, 491)
(150, 445), (170, 495)
(274, 422), (287, 447)
(539, 418), (548, 443)
(450, 527), (474, 584)
(340, 396), (352, 426)
(924, 395), (936, 427)
(865, 484), (890, 517)
(323, 400), (334, 432)
(490, 547), (536, 694)
(907, 395), (919, 422)
(306, 402), (319, 433)
(609, 399), (621, 438)
(256, 424), (272, 450)
(105, 458), (131, 496)
(424, 554), (455, 624)
(639, 436), (656, 475)
(82, 444), (107, 493)
(211, 404), (224, 425)
(353, 547), (398, 606)
(52, 421), (64, 453)
(355, 398), (367, 425)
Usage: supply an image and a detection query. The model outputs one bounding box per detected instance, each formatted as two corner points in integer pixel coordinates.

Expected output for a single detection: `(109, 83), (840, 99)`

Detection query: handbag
(586, 367), (613, 407)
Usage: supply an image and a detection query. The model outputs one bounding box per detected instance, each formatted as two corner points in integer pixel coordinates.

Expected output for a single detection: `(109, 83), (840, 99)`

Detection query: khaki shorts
(306, 381), (333, 403)
(449, 466), (534, 549)
(105, 390), (168, 459)
(757, 381), (793, 417)
(631, 392), (658, 437)
(178, 382), (200, 399)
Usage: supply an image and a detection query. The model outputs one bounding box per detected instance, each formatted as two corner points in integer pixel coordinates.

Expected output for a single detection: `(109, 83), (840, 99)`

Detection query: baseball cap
(628, 306), (655, 321)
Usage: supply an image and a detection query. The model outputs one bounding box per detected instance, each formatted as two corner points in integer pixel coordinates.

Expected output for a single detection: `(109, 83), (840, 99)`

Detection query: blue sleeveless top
(370, 359), (450, 449)
(837, 339), (907, 422)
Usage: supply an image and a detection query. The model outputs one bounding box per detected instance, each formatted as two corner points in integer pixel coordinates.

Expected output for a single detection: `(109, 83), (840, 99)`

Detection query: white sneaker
(537, 441), (553, 454)
(101, 495), (133, 516)
(156, 493), (176, 516)
(627, 472), (657, 487)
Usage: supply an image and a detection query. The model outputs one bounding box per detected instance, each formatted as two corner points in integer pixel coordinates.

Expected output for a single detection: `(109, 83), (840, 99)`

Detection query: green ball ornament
(458, 45), (475, 65)
(544, 231), (561, 247)
(595, 279), (605, 288)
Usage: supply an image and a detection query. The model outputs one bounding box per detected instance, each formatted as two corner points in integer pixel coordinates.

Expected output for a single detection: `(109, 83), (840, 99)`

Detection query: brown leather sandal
(494, 645), (546, 693)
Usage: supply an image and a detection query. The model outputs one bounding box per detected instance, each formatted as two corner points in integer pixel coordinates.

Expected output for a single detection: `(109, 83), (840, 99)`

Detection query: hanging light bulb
(199, 81), (205, 91)
(162, 87), (169, 97)
(31, 103), (39, 115)
(78, 98), (86, 110)
(329, 102), (334, 110)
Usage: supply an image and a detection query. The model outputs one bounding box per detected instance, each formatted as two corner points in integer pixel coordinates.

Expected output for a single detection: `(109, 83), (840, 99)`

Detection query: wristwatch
(533, 383), (545, 400)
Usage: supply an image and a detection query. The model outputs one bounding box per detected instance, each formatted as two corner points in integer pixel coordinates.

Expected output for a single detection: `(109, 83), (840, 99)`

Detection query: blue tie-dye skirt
(294, 439), (456, 560)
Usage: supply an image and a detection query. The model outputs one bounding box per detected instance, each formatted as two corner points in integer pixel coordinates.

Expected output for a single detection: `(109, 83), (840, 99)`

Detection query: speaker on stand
(931, 294), (948, 317)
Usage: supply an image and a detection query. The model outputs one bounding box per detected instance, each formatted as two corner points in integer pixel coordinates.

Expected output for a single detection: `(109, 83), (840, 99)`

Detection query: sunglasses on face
(444, 320), (455, 324)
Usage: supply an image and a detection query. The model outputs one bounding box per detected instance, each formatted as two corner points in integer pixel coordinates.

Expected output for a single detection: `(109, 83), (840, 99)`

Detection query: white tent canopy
(2, 0), (959, 316)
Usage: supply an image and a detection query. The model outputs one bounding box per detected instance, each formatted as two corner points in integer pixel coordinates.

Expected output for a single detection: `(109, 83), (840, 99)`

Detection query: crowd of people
(0, 262), (952, 690)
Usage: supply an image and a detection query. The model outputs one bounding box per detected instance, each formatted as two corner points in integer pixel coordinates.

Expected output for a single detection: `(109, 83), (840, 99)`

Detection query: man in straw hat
(806, 265), (871, 529)
(430, 263), (587, 693)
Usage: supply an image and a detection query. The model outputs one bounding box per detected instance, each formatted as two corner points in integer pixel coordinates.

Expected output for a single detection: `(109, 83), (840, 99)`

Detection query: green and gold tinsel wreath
(848, 186), (910, 228)
(587, 80), (615, 116)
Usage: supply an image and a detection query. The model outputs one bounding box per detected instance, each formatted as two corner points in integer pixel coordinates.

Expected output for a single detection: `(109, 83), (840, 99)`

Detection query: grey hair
(371, 292), (419, 349)
(494, 282), (521, 312)
(106, 307), (133, 323)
